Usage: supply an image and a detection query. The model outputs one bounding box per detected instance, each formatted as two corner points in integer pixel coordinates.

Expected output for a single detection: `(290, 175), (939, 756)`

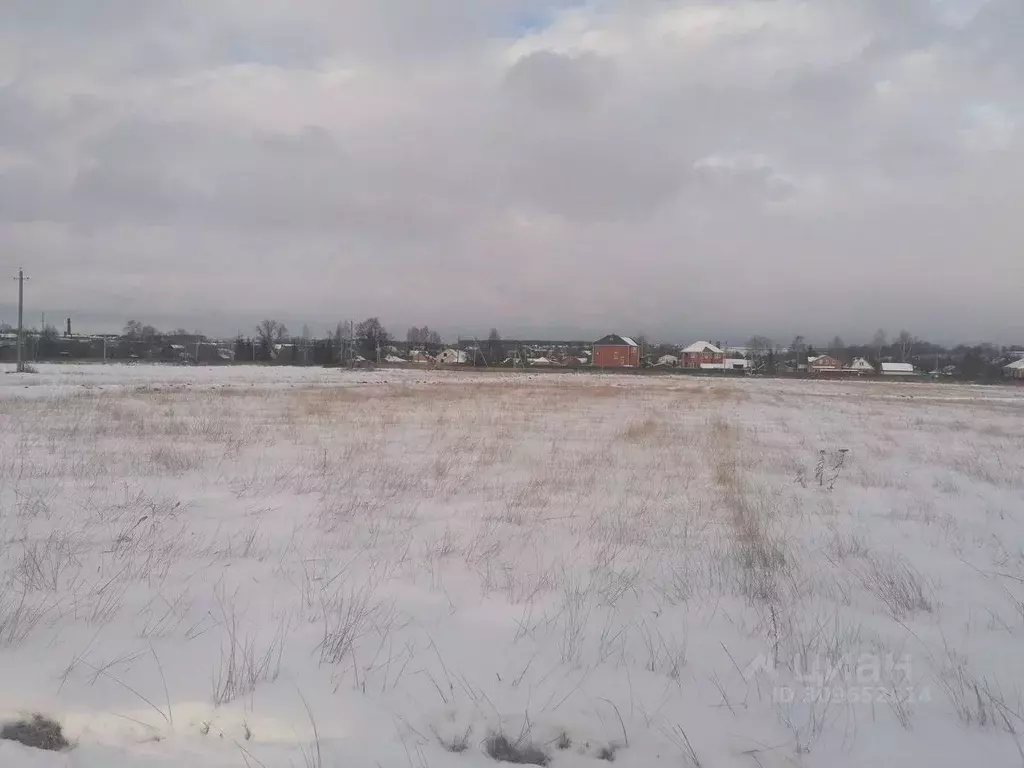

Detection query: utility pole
(13, 268), (29, 372)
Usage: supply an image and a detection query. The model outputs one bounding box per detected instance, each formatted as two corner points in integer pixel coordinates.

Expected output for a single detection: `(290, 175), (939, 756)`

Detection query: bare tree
(896, 330), (916, 362)
(486, 328), (504, 363)
(355, 317), (389, 360)
(407, 326), (428, 345)
(334, 321), (353, 345)
(297, 324), (312, 365)
(333, 321), (353, 363)
(747, 335), (772, 364)
(123, 320), (157, 340)
(790, 335), (807, 366)
(829, 336), (845, 358)
(38, 324), (59, 358)
(407, 326), (442, 346)
(872, 329), (887, 360)
(255, 319), (288, 359)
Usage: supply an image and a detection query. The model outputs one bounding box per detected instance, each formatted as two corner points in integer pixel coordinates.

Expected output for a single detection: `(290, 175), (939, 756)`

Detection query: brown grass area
(620, 418), (659, 443)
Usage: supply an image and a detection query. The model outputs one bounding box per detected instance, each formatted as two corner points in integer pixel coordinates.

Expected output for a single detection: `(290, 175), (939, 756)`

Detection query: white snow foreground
(0, 364), (1022, 767)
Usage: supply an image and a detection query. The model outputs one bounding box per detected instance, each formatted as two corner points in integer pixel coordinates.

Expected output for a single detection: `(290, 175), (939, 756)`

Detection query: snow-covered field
(1, 364), (1022, 767)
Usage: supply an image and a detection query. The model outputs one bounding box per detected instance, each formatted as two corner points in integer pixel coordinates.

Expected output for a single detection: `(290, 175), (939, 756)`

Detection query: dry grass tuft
(318, 581), (390, 666)
(0, 590), (50, 647)
(212, 597), (285, 706)
(935, 647), (1024, 733)
(824, 529), (871, 562)
(711, 426), (789, 605)
(858, 554), (933, 619)
(620, 418), (659, 443)
(484, 733), (550, 765)
(1, 714), (69, 751)
(433, 726), (472, 753)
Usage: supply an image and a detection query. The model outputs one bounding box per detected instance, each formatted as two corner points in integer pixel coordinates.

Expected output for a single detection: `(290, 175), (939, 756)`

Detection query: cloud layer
(1, 0), (1021, 342)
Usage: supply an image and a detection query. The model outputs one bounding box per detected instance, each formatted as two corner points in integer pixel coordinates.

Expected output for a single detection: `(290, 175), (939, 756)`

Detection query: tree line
(5, 317), (1018, 379)
(110, 317), (495, 365)
(742, 329), (1017, 379)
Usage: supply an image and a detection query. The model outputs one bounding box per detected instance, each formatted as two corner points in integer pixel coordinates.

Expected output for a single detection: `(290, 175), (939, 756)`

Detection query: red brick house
(680, 341), (724, 368)
(593, 334), (640, 367)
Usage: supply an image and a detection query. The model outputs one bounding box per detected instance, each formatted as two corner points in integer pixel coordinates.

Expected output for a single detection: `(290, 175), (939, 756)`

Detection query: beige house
(1004, 359), (1024, 379)
(848, 357), (875, 374)
(807, 354), (844, 372)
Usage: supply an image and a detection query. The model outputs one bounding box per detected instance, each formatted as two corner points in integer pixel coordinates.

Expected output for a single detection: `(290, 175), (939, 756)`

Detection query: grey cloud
(963, 0), (1024, 74)
(0, 0), (1021, 343)
(503, 50), (612, 111)
(64, 120), (462, 244)
(492, 119), (690, 220)
(0, 88), (57, 150)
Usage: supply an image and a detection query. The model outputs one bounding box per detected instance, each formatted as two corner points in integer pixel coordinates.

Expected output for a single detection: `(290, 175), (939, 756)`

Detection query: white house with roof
(699, 357), (750, 371)
(848, 357), (875, 374)
(436, 349), (468, 364)
(881, 362), (916, 376)
(1004, 359), (1024, 379)
(680, 341), (725, 368)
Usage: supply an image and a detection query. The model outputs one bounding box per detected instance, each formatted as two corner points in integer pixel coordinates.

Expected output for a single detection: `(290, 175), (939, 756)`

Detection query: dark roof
(594, 334), (637, 347)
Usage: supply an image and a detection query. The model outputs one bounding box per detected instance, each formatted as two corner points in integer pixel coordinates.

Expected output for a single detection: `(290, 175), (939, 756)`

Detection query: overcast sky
(1, 0), (1021, 344)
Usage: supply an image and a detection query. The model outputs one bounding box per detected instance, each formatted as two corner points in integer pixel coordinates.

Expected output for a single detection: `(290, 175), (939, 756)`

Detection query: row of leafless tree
(123, 317), (938, 368)
(250, 318), (471, 361)
(253, 318), (390, 360)
(745, 329), (919, 365)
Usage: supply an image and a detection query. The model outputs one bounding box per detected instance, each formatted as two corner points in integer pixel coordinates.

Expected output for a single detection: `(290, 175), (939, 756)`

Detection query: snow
(1, 363), (1023, 767)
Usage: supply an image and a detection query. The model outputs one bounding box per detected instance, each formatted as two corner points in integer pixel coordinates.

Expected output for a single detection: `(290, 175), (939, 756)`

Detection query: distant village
(1, 317), (1023, 382)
